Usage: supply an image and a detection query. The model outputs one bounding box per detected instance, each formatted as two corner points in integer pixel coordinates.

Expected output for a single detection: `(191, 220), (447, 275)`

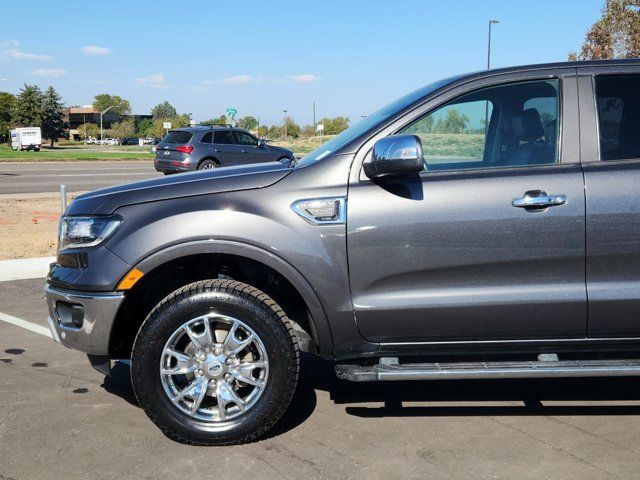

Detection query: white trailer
(10, 127), (42, 151)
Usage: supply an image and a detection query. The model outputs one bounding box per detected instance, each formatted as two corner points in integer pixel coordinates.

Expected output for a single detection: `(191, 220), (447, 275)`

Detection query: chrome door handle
(512, 190), (567, 209)
(213, 148), (220, 152)
(241, 149), (248, 153)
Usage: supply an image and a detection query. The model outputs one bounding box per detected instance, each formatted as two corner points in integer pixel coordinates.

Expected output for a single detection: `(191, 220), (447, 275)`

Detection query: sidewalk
(0, 256), (55, 282)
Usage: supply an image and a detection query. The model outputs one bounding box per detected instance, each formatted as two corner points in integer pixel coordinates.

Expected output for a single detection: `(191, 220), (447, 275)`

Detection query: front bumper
(45, 284), (124, 356)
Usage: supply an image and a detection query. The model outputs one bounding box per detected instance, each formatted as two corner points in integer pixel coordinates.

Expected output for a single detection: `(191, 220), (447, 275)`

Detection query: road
(0, 161), (161, 194)
(2, 278), (640, 479)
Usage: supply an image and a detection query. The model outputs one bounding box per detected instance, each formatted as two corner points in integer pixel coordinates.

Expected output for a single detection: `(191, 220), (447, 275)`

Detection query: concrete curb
(0, 256), (55, 282)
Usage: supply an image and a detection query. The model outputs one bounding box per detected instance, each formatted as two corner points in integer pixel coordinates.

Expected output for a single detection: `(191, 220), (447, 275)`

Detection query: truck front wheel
(131, 280), (300, 445)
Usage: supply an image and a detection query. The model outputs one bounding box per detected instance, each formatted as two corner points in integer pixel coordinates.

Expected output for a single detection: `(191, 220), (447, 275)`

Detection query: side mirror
(257, 139), (267, 147)
(363, 134), (424, 179)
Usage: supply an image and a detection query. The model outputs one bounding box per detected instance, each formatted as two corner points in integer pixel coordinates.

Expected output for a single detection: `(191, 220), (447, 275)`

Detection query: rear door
(347, 70), (588, 343)
(211, 130), (236, 165)
(578, 66), (640, 337)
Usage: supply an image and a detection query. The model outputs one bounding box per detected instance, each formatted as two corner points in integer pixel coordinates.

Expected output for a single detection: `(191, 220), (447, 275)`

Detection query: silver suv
(153, 126), (295, 174)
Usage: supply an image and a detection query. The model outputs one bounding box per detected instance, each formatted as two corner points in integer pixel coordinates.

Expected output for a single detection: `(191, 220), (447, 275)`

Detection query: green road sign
(226, 108), (238, 117)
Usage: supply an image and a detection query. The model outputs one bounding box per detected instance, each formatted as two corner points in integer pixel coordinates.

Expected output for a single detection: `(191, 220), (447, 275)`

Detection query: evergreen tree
(41, 86), (67, 147)
(0, 92), (15, 142)
(151, 101), (177, 119)
(12, 84), (43, 127)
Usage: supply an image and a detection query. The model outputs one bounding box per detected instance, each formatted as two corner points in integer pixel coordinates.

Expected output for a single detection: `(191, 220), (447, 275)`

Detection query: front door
(347, 76), (587, 343)
(231, 130), (273, 164)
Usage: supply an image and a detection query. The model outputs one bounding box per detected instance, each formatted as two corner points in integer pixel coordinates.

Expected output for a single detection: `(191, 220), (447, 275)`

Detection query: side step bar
(335, 357), (640, 382)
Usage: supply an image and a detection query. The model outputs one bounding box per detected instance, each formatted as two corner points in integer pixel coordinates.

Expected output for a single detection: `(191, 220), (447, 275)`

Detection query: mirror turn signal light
(117, 268), (144, 290)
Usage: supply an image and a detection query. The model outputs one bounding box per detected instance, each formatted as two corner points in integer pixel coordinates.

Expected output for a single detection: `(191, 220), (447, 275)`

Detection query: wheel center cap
(206, 360), (224, 376)
(206, 359), (227, 377)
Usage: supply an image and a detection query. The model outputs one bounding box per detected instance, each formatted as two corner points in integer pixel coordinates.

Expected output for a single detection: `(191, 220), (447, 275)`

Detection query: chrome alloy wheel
(201, 163), (215, 170)
(160, 314), (269, 423)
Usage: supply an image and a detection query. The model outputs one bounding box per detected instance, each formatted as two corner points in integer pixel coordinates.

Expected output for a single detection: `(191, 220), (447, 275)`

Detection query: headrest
(512, 108), (544, 142)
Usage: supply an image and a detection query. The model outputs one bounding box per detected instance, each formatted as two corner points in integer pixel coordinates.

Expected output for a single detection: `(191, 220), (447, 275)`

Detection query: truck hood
(66, 162), (292, 215)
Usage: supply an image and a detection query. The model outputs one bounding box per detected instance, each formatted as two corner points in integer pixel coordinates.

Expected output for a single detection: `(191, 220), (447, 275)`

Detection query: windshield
(297, 76), (459, 167)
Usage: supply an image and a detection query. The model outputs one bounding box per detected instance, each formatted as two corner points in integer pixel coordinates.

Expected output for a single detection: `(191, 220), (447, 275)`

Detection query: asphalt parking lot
(2, 279), (640, 479)
(0, 161), (160, 194)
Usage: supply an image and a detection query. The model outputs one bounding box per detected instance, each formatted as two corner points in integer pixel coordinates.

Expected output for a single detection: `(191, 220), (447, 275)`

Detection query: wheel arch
(197, 157), (221, 169)
(109, 240), (333, 359)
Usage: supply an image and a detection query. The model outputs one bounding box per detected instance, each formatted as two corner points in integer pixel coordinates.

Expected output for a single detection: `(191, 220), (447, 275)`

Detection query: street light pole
(485, 19), (500, 135)
(487, 19), (499, 70)
(99, 101), (125, 143)
(283, 110), (288, 139)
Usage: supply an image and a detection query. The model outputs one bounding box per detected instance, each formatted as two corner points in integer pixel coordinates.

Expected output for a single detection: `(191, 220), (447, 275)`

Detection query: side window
(400, 79), (559, 172)
(595, 75), (640, 161)
(200, 132), (212, 144)
(233, 131), (258, 146)
(213, 131), (234, 144)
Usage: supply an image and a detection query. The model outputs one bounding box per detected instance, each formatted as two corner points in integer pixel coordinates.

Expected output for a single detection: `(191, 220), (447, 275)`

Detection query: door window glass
(233, 131), (258, 146)
(200, 132), (212, 143)
(213, 130), (234, 144)
(400, 79), (559, 172)
(595, 75), (640, 161)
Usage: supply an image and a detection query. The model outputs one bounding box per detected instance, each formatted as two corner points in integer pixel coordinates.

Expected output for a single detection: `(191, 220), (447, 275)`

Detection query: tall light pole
(283, 110), (288, 139)
(487, 19), (500, 70)
(100, 101), (124, 143)
(485, 19), (500, 135)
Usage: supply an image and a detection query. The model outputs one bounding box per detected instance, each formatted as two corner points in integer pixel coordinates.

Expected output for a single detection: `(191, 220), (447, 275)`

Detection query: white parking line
(0, 312), (52, 338)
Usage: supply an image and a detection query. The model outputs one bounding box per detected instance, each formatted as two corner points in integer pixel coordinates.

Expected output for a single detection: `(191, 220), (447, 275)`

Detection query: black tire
(131, 279), (300, 446)
(163, 172), (173, 176)
(198, 159), (217, 171)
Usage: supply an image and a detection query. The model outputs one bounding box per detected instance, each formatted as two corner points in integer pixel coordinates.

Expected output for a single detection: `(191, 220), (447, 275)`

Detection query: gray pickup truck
(46, 59), (640, 445)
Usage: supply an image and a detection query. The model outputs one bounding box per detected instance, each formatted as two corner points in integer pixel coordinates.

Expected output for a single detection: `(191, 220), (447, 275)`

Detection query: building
(65, 106), (152, 140)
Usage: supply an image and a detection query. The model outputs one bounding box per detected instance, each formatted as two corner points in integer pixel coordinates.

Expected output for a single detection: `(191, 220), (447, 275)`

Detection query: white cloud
(80, 45), (112, 56)
(0, 40), (20, 48)
(205, 74), (256, 85)
(2, 48), (52, 61)
(289, 74), (320, 84)
(33, 68), (68, 78)
(134, 73), (169, 89)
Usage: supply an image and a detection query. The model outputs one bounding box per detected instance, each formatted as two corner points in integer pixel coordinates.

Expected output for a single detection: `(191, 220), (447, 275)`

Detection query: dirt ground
(0, 194), (74, 259)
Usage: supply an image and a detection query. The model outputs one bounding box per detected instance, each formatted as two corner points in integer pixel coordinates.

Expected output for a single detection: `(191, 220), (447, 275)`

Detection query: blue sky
(0, 0), (602, 126)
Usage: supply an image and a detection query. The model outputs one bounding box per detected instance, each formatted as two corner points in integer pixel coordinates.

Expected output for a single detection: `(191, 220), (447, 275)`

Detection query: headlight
(58, 215), (122, 250)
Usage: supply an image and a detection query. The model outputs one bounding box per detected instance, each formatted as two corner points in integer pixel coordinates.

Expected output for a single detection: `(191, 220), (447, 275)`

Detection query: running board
(335, 357), (640, 382)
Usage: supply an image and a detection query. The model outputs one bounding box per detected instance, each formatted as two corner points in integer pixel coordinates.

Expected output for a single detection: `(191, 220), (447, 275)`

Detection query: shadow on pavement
(100, 353), (640, 441)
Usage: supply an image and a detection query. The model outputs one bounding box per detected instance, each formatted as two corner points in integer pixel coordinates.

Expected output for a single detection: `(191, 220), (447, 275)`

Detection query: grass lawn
(0, 144), (154, 161)
(270, 135), (335, 155)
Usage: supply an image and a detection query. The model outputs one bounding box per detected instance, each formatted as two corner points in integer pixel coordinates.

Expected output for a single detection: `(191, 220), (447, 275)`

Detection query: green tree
(570, 0), (640, 60)
(40, 86), (68, 147)
(317, 116), (350, 135)
(92, 94), (131, 115)
(136, 118), (153, 137)
(151, 101), (177, 119)
(0, 92), (15, 142)
(201, 115), (228, 126)
(78, 122), (99, 141)
(283, 116), (301, 138)
(12, 84), (43, 127)
(300, 125), (316, 137)
(256, 125), (269, 138)
(267, 125), (283, 139)
(435, 109), (469, 134)
(109, 118), (136, 139)
(238, 115), (259, 131)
